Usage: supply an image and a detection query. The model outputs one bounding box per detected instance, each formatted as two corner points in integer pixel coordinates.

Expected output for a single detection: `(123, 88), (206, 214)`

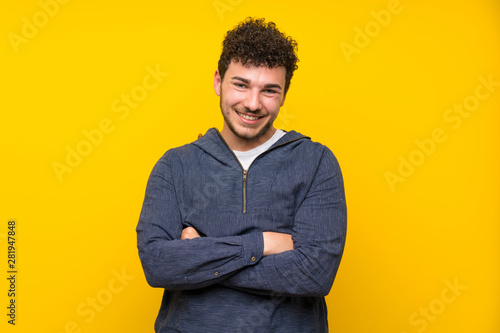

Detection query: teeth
(237, 112), (259, 120)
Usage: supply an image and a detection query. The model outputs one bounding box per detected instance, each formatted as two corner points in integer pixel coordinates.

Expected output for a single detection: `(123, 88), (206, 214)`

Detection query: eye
(263, 89), (278, 94)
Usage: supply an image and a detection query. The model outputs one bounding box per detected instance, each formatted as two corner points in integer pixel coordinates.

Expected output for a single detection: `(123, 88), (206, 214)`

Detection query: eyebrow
(231, 76), (282, 90)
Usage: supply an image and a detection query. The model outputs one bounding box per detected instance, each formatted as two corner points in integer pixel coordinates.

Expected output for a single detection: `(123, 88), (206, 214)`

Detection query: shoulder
(154, 143), (196, 169)
(149, 139), (203, 179)
(284, 130), (342, 171)
(150, 128), (223, 174)
(283, 130), (335, 155)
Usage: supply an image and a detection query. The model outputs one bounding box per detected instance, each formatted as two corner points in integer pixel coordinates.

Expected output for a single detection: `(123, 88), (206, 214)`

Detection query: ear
(214, 70), (222, 96)
(280, 92), (287, 107)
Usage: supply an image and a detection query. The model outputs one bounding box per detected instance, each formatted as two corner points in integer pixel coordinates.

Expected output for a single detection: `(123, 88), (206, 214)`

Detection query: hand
(181, 227), (201, 240)
(262, 232), (294, 256)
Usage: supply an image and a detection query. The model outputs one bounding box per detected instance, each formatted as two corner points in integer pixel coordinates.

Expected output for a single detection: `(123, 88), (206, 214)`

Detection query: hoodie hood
(192, 128), (310, 165)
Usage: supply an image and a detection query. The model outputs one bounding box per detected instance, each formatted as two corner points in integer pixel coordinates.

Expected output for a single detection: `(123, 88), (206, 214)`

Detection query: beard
(219, 93), (277, 142)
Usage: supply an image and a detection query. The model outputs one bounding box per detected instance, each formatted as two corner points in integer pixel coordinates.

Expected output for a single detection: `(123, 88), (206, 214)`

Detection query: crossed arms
(137, 147), (347, 297)
(181, 227), (294, 257)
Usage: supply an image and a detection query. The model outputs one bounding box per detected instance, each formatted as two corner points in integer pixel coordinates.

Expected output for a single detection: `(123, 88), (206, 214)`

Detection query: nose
(243, 90), (261, 112)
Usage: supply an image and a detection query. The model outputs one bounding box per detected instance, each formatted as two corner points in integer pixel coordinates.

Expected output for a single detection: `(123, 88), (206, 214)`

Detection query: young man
(137, 17), (347, 332)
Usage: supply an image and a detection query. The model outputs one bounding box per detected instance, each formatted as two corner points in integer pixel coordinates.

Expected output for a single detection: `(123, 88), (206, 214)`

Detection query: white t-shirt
(233, 130), (286, 170)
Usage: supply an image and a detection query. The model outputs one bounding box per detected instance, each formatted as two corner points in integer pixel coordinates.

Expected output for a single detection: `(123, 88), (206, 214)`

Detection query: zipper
(215, 129), (308, 214)
(242, 170), (248, 213)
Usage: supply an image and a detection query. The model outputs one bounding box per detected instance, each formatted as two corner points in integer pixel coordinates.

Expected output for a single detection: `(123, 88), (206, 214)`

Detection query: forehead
(225, 61), (286, 85)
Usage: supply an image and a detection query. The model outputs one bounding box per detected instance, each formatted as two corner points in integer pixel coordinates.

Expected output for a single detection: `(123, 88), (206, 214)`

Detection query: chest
(176, 151), (315, 237)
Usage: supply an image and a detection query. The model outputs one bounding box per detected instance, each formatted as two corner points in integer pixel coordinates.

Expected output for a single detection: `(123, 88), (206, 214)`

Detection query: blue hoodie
(137, 128), (347, 333)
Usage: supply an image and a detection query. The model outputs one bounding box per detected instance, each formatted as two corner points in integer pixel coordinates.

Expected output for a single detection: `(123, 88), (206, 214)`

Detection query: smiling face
(214, 61), (287, 151)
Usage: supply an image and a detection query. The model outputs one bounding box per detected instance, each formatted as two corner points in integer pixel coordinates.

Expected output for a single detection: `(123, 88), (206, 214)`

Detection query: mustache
(234, 106), (262, 115)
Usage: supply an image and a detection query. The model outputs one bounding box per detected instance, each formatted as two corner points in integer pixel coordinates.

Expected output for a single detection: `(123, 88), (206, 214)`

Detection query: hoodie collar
(192, 128), (309, 164)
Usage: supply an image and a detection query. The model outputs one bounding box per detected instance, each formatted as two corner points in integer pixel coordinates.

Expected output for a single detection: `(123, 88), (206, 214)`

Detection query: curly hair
(218, 17), (299, 94)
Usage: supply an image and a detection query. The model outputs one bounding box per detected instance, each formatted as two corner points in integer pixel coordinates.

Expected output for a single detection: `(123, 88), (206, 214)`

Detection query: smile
(236, 111), (261, 121)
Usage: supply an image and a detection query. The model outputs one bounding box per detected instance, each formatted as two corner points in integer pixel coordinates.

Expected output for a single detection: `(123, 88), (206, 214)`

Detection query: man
(137, 17), (347, 332)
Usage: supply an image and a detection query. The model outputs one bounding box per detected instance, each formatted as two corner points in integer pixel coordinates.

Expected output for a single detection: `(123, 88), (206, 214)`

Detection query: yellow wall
(1, 0), (499, 332)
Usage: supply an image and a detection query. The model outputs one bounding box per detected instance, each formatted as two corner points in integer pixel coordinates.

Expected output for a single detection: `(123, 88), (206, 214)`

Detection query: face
(214, 61), (287, 151)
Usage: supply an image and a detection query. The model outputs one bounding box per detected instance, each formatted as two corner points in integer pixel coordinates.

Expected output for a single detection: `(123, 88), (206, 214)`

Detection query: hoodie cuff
(241, 232), (264, 266)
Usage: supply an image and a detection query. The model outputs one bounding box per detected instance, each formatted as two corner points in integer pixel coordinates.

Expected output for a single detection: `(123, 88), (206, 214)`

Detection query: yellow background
(1, 0), (499, 332)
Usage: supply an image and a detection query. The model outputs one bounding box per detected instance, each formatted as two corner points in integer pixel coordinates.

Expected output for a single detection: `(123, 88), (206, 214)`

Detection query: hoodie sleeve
(136, 151), (264, 290)
(220, 147), (347, 297)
